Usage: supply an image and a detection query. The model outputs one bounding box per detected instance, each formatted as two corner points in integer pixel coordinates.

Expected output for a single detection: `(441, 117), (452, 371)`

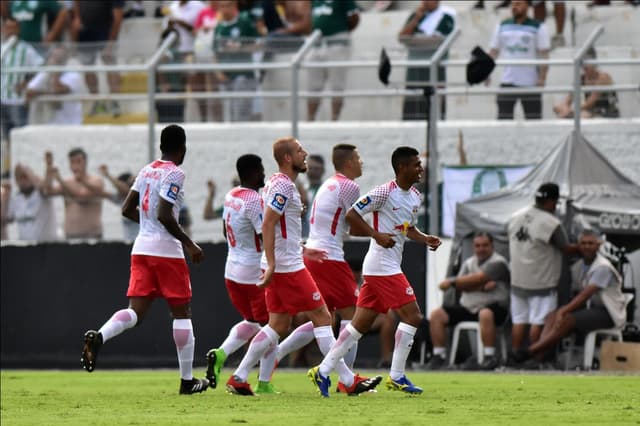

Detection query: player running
(80, 124), (209, 395)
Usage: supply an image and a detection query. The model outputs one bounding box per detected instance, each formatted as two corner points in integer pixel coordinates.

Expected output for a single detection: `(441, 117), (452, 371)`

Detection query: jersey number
(141, 184), (150, 216)
(225, 213), (237, 247)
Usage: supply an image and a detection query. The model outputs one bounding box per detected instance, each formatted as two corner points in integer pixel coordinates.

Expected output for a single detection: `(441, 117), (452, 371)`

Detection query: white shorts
(510, 291), (557, 325)
(307, 40), (350, 94)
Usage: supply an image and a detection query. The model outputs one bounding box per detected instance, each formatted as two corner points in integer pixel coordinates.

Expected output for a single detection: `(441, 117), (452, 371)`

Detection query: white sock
(314, 326), (354, 388)
(318, 324), (362, 379)
(220, 320), (262, 356)
(389, 322), (416, 381)
(173, 319), (195, 380)
(484, 347), (496, 357)
(340, 320), (358, 369)
(258, 344), (278, 382)
(98, 308), (137, 343)
(433, 347), (446, 358)
(234, 325), (279, 382)
(275, 321), (315, 362)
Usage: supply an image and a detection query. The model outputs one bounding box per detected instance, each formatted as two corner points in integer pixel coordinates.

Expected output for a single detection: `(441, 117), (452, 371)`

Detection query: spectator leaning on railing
(2, 0), (69, 48)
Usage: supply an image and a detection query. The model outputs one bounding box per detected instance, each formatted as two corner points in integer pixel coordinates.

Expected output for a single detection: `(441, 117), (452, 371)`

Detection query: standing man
(309, 146), (442, 396)
(225, 137), (381, 396)
(80, 124), (209, 395)
(205, 154), (277, 395)
(488, 0), (550, 119)
(427, 232), (510, 370)
(43, 148), (104, 239)
(301, 153), (325, 238)
(508, 182), (577, 363)
(260, 144), (364, 387)
(307, 0), (360, 121)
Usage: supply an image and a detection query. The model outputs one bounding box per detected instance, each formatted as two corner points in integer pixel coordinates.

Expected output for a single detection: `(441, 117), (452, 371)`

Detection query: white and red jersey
(223, 186), (263, 284)
(306, 173), (360, 261)
(260, 172), (304, 273)
(352, 180), (421, 276)
(131, 159), (185, 259)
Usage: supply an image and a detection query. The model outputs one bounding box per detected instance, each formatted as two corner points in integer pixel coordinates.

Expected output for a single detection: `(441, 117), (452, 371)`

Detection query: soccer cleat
(385, 375), (423, 395)
(255, 380), (280, 394)
(341, 374), (383, 396)
(81, 330), (103, 373)
(179, 377), (210, 395)
(205, 347), (227, 389)
(226, 375), (255, 396)
(307, 366), (331, 398)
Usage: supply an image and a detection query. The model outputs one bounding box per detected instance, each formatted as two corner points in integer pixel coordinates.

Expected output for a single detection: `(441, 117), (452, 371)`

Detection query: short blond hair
(273, 137), (297, 166)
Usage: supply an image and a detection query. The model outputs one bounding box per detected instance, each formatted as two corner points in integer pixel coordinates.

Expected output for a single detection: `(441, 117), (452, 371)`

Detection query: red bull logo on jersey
(167, 183), (180, 201)
(393, 221), (411, 235)
(405, 287), (414, 296)
(312, 291), (321, 301)
(356, 196), (371, 210)
(271, 193), (287, 211)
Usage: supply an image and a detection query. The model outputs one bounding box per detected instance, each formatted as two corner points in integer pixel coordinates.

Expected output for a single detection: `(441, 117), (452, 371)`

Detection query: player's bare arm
(121, 190), (140, 223)
(302, 245), (328, 262)
(345, 207), (395, 248)
(406, 226), (441, 251)
(259, 206), (279, 288)
(157, 198), (203, 264)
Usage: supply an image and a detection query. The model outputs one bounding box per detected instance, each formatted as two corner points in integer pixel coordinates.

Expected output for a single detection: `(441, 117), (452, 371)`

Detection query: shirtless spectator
(43, 148), (104, 239)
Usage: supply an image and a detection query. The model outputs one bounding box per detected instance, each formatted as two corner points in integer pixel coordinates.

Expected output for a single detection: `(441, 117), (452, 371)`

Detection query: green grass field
(1, 370), (638, 425)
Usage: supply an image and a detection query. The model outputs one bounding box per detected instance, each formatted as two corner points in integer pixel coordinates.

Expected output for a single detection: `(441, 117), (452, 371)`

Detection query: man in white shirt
(80, 125), (209, 395)
(310, 146), (442, 396)
(488, 0), (550, 119)
(3, 162), (58, 241)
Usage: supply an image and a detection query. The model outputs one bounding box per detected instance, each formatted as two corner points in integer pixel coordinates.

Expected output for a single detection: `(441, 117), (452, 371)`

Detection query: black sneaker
(478, 356), (499, 371)
(179, 377), (210, 395)
(424, 355), (447, 370)
(81, 330), (103, 372)
(461, 356), (481, 371)
(343, 374), (383, 396)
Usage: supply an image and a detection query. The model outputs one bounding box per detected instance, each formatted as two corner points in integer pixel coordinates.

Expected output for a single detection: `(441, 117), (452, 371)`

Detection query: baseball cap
(535, 182), (560, 200)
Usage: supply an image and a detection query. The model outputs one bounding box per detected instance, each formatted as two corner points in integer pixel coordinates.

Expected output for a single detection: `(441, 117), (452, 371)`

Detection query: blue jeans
(1, 103), (28, 140)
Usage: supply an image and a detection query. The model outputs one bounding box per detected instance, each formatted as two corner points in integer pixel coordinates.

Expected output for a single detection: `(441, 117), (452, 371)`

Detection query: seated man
(426, 232), (510, 370)
(527, 230), (628, 363)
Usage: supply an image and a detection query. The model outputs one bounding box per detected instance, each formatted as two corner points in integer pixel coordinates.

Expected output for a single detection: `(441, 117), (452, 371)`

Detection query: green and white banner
(442, 165), (533, 237)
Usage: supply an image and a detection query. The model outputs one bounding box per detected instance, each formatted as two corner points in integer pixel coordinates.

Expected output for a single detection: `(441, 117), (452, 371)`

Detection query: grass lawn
(1, 370), (639, 425)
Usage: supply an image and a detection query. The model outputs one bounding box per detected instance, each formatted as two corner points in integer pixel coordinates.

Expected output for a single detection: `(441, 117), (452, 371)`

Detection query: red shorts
(225, 279), (268, 324)
(127, 255), (191, 306)
(357, 273), (416, 314)
(265, 268), (325, 315)
(304, 258), (358, 311)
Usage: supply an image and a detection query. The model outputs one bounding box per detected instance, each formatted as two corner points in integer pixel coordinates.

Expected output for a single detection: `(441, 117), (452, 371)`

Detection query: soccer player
(309, 146), (442, 396)
(205, 154), (277, 394)
(80, 124), (209, 395)
(263, 144), (364, 387)
(225, 137), (381, 396)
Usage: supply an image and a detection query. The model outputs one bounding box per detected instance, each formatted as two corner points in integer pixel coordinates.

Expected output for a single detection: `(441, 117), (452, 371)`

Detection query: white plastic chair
(449, 321), (508, 366)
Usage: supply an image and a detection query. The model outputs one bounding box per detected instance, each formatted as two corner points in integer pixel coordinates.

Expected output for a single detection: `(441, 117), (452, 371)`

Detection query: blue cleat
(307, 366), (331, 397)
(385, 375), (423, 395)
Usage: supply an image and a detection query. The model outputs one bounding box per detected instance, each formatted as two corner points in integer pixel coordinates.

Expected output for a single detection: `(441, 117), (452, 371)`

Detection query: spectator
(193, 0), (223, 122)
(262, 0), (311, 38)
(1, 16), (44, 176)
(488, 0), (550, 120)
(398, 0), (456, 121)
(2, 161), (58, 241)
(72, 0), (124, 117)
(307, 0), (360, 121)
(123, 0), (146, 18)
(164, 0), (206, 120)
(553, 47), (619, 119)
(155, 28), (187, 123)
(301, 153), (325, 238)
(0, 178), (9, 239)
(25, 45), (84, 125)
(99, 164), (139, 241)
(526, 230), (630, 365)
(214, 0), (261, 122)
(2, 0), (69, 47)
(427, 232), (510, 370)
(532, 1), (566, 49)
(203, 175), (241, 221)
(507, 182), (578, 364)
(43, 148), (104, 239)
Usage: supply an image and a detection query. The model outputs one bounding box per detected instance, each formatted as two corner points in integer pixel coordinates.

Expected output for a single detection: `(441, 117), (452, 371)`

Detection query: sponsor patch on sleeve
(355, 195), (371, 210)
(271, 193), (287, 211)
(167, 183), (180, 201)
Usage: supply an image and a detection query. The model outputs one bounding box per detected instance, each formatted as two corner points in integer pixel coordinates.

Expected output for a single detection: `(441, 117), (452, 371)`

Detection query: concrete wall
(9, 119), (640, 242)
